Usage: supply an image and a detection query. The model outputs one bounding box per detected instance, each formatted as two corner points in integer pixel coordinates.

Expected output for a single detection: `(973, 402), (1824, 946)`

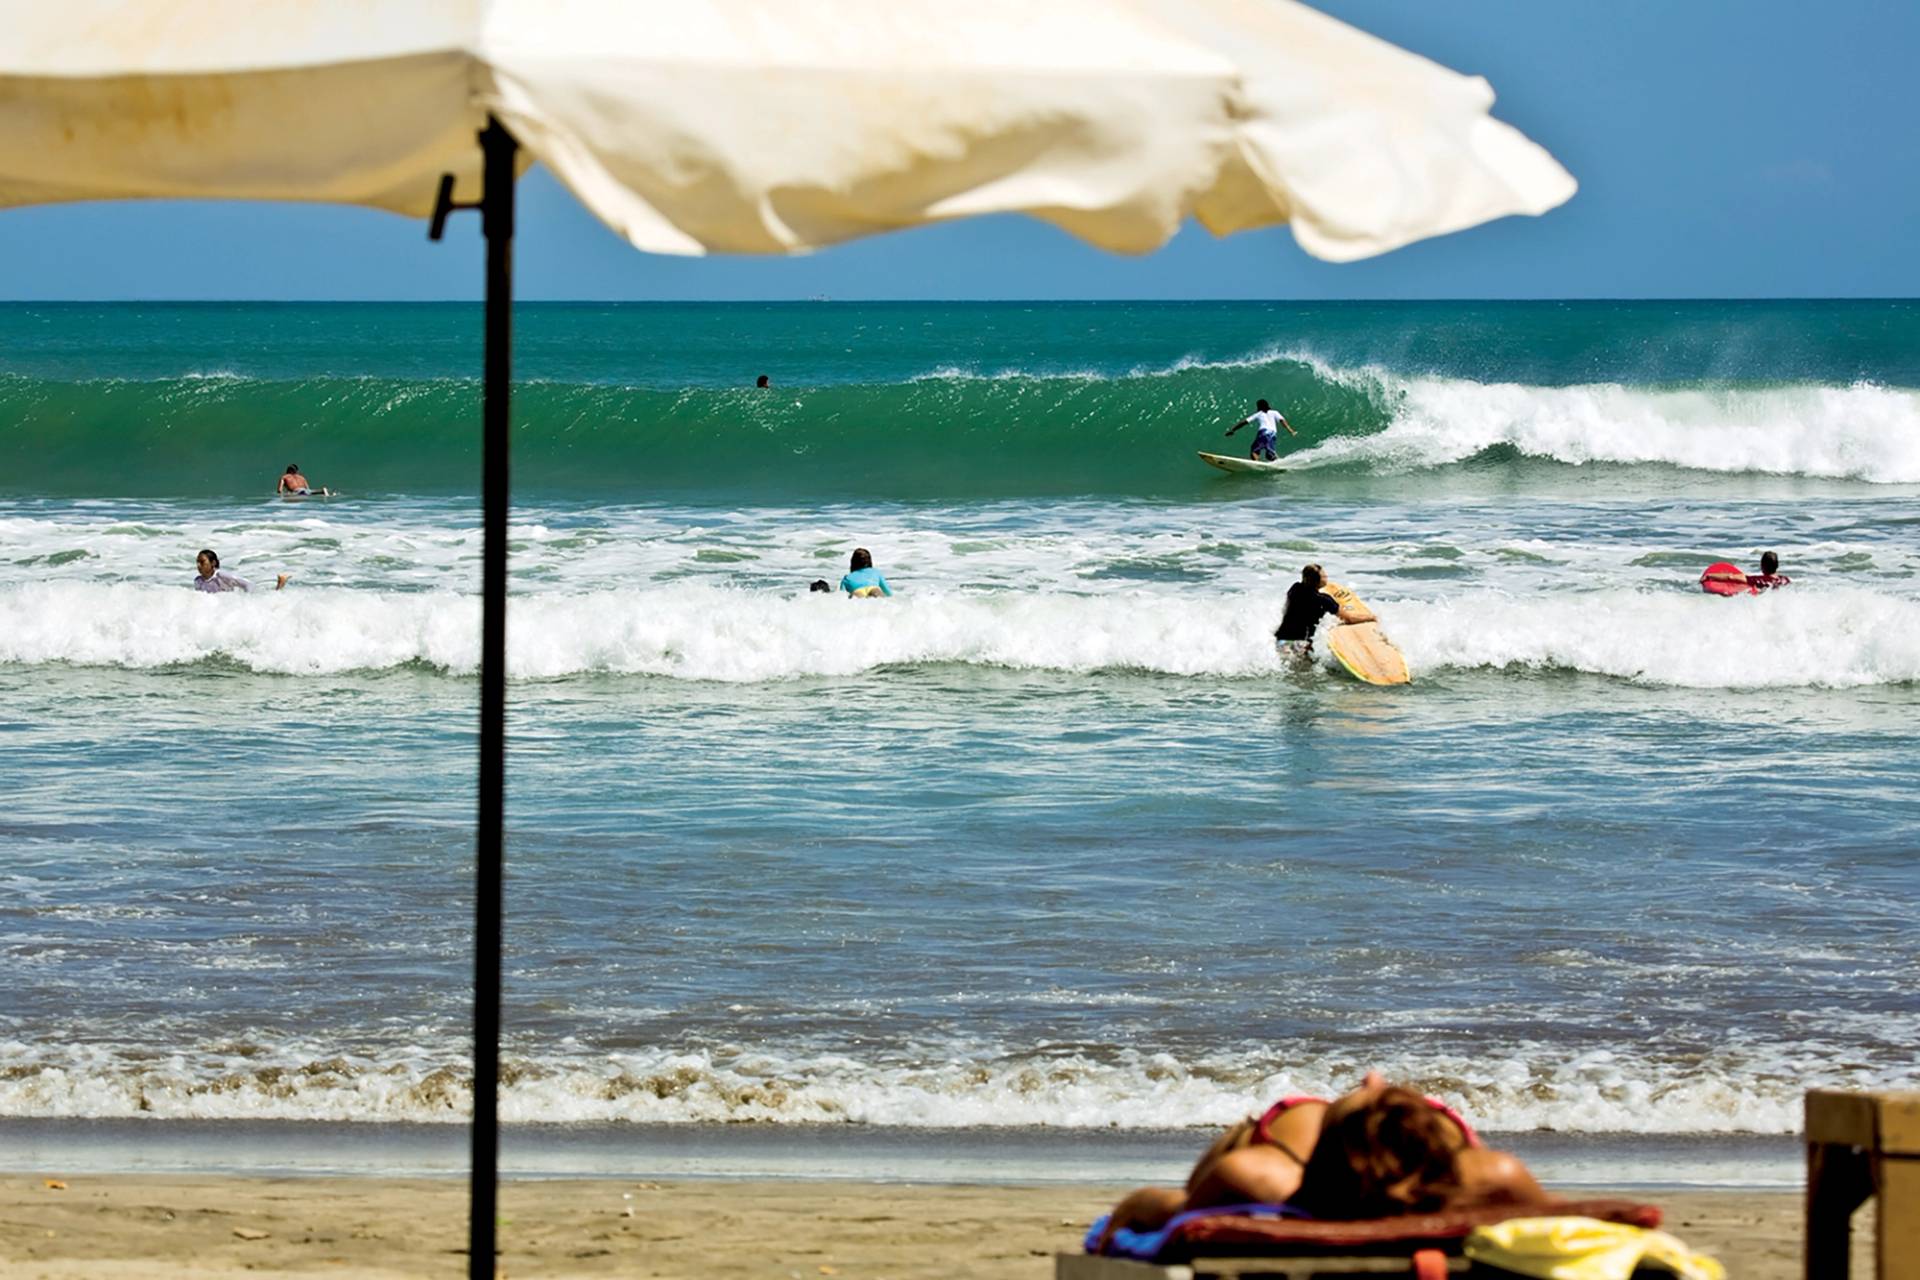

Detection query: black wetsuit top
(1275, 583), (1341, 641)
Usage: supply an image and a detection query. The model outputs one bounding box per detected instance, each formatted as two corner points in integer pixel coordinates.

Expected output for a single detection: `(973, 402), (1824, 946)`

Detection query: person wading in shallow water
(839, 547), (893, 598)
(193, 548), (289, 592)
(1273, 563), (1365, 658)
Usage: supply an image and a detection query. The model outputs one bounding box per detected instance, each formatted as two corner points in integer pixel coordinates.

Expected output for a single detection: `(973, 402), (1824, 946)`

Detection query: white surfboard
(1198, 451), (1286, 474)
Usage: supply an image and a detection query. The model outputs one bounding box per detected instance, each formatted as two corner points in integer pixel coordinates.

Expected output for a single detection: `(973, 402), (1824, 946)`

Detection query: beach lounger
(1805, 1088), (1920, 1280)
(1059, 1197), (1663, 1279)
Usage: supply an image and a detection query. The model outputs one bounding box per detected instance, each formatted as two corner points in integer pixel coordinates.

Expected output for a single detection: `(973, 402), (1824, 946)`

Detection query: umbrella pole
(471, 115), (516, 1280)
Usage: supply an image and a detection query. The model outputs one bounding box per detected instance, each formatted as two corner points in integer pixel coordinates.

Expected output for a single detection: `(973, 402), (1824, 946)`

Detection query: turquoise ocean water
(2, 301), (1916, 1181)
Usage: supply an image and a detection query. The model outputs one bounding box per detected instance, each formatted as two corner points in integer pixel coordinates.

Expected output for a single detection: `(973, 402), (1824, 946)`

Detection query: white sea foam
(907, 345), (1315, 384)
(0, 1037), (1892, 1133)
(4, 581), (1917, 688)
(1396, 586), (1920, 689)
(1296, 365), (1920, 483)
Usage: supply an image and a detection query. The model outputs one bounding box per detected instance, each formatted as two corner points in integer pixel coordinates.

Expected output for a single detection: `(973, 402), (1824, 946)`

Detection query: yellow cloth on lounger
(1464, 1217), (1725, 1280)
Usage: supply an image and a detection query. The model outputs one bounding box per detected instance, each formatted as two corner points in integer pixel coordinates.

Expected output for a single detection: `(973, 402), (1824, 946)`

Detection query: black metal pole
(470, 115), (515, 1280)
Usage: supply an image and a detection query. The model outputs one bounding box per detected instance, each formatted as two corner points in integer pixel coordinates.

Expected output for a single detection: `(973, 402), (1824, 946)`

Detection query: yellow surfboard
(1319, 581), (1411, 686)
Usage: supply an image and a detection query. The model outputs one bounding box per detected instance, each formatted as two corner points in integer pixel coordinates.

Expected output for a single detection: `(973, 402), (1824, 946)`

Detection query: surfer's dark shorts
(1252, 431), (1278, 461)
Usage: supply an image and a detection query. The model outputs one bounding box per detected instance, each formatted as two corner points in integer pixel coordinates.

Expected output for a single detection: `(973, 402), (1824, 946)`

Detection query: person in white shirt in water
(1223, 399), (1295, 461)
(193, 548), (290, 593)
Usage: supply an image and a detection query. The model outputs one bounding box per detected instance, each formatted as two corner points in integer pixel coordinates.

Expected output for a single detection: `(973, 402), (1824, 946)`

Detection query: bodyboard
(1699, 561), (1752, 596)
(1198, 451), (1286, 474)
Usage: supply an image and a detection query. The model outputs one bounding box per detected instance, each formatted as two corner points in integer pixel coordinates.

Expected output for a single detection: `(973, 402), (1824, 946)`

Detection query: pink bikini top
(1253, 1093), (1482, 1152)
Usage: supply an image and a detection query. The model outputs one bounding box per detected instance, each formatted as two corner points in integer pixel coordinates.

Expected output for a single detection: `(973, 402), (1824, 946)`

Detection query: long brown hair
(1288, 1086), (1466, 1219)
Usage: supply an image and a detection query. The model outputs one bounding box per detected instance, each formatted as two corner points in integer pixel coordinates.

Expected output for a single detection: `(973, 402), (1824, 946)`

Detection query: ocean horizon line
(3, 295), (1918, 307)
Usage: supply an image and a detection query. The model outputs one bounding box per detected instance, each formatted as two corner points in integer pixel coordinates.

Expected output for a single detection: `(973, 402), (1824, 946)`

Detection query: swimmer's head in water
(1761, 551), (1779, 574)
(756, 375), (770, 388)
(850, 547), (873, 571)
(196, 549), (219, 574)
(1290, 1077), (1467, 1220)
(1300, 563), (1323, 589)
(809, 579), (832, 593)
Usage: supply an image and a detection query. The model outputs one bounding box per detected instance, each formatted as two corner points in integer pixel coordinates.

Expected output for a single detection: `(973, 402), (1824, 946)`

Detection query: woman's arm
(1186, 1144), (1309, 1209)
(1327, 594), (1373, 625)
(1092, 1185), (1187, 1251)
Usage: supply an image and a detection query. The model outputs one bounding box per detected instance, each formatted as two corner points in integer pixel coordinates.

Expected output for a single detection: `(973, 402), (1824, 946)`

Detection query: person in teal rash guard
(839, 547), (893, 598)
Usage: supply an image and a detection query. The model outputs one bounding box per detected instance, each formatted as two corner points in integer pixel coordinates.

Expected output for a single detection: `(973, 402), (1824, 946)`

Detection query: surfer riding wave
(1225, 399), (1295, 462)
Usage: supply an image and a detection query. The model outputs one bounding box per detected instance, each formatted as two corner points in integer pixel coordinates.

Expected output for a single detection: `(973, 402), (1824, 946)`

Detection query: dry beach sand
(0, 1175), (1875, 1278)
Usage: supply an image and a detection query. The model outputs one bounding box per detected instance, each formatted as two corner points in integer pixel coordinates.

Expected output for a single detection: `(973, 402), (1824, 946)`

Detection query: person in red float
(1746, 550), (1791, 591)
(1701, 550), (1791, 596)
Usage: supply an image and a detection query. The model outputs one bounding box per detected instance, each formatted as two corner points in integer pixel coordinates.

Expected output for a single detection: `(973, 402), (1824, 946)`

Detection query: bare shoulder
(1264, 1099), (1327, 1150)
(1193, 1144), (1307, 1208)
(1454, 1146), (1551, 1206)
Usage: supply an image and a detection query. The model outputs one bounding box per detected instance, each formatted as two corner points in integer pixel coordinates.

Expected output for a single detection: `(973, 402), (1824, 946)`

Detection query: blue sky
(2, 1), (1912, 300)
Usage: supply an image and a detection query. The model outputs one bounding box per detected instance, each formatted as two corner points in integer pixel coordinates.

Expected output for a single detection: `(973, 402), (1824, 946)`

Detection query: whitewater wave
(1397, 586), (1920, 689)
(0, 1036), (1888, 1133)
(1289, 366), (1920, 483)
(3, 582), (1916, 688)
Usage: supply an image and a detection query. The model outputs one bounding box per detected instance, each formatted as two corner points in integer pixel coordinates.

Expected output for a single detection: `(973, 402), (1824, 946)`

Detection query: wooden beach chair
(1057, 1197), (1663, 1279)
(1806, 1088), (1920, 1280)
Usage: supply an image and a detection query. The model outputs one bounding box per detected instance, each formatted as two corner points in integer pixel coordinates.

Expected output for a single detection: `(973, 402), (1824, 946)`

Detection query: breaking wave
(4, 581), (1917, 688)
(3, 355), (1918, 500)
(1290, 366), (1920, 483)
(2, 1035), (1896, 1134)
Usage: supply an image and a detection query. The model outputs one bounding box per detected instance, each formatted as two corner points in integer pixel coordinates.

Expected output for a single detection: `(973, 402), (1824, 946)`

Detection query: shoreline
(0, 1118), (1801, 1189)
(0, 1175), (1867, 1280)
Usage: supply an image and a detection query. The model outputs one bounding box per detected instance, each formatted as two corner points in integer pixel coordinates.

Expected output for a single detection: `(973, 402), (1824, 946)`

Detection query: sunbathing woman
(1095, 1071), (1551, 1250)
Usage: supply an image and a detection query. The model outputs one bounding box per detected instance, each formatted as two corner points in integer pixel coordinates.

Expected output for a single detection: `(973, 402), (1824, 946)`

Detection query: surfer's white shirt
(1250, 408), (1285, 436)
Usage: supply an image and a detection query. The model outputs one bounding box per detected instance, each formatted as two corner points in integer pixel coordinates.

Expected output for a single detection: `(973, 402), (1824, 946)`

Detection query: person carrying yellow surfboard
(1274, 563), (1370, 656)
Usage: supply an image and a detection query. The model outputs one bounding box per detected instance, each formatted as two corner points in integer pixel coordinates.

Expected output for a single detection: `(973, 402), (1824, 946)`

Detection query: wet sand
(0, 1175), (1875, 1278)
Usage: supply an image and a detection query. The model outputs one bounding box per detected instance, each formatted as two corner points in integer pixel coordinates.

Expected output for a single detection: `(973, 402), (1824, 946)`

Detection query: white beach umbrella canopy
(0, 0), (1573, 260)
